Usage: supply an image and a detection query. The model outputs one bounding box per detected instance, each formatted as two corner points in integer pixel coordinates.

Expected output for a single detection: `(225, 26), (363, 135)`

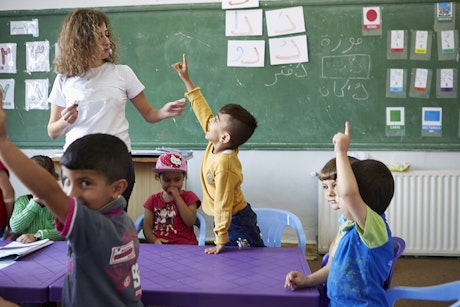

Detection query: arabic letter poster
(227, 40), (265, 67)
(268, 34), (309, 65)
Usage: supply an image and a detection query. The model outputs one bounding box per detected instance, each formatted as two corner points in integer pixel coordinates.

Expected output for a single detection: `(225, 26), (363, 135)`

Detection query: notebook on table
(0, 239), (54, 261)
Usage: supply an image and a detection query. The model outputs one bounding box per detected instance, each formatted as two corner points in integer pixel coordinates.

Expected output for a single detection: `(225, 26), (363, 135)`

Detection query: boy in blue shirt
(0, 92), (142, 306)
(285, 122), (394, 307)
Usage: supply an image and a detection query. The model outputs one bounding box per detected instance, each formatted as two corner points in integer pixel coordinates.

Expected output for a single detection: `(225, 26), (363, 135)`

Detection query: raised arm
(0, 92), (69, 223)
(333, 122), (367, 229)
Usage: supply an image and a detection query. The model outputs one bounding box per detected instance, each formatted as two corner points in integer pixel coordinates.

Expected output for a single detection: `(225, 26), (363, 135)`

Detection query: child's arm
(333, 122), (367, 229)
(285, 234), (337, 290)
(285, 258), (330, 290)
(171, 53), (214, 138)
(171, 54), (196, 92)
(9, 196), (36, 233)
(0, 92), (69, 223)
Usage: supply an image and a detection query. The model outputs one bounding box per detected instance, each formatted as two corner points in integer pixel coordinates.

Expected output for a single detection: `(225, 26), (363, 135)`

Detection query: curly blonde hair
(54, 8), (119, 77)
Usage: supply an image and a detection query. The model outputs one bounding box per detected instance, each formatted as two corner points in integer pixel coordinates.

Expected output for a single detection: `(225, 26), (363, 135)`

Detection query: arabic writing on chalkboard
(319, 35), (370, 101)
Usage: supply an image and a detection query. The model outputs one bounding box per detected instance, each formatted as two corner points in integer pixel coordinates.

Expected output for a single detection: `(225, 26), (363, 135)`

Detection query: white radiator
(317, 170), (460, 256)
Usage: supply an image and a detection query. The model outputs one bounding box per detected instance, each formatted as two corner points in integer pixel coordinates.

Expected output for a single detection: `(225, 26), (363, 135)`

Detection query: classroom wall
(9, 149), (460, 245)
(3, 0), (460, 245)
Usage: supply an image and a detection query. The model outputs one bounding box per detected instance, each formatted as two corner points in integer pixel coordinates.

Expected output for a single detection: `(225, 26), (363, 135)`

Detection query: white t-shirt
(48, 63), (145, 151)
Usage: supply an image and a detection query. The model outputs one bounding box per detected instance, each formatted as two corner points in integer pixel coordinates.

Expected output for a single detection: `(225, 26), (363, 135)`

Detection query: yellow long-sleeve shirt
(185, 87), (247, 245)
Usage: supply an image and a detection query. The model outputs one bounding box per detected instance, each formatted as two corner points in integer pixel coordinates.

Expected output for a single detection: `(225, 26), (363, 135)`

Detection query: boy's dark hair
(60, 133), (129, 183)
(31, 155), (59, 180)
(351, 159), (394, 215)
(318, 156), (359, 181)
(219, 103), (257, 148)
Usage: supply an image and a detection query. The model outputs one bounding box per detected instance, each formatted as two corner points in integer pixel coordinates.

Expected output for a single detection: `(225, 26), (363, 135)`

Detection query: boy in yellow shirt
(172, 54), (264, 254)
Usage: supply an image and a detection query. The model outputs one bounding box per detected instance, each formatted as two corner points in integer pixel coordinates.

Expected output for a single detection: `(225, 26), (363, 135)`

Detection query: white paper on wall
(10, 19), (39, 37)
(26, 41), (50, 73)
(0, 43), (17, 74)
(0, 79), (15, 109)
(25, 79), (49, 110)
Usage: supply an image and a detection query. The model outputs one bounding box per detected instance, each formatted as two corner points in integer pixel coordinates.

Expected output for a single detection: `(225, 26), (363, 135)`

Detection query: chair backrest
(253, 208), (307, 255)
(134, 214), (144, 234)
(392, 236), (406, 259)
(194, 212), (207, 246)
(319, 253), (330, 307)
(386, 280), (460, 306)
(134, 212), (207, 246)
(384, 236), (406, 289)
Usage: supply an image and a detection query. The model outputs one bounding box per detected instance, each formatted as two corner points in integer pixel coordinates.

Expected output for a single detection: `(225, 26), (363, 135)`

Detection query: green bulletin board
(0, 0), (459, 150)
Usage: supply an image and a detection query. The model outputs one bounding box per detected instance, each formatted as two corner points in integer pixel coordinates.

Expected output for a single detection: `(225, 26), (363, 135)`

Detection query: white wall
(10, 149), (460, 245)
(188, 150), (460, 244)
(3, 0), (460, 245)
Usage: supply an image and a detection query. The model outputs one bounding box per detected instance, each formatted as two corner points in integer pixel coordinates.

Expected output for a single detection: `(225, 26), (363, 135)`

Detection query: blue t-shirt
(327, 207), (393, 307)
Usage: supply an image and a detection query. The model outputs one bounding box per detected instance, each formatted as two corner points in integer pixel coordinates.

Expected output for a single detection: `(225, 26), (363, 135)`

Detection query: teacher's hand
(60, 104), (79, 125)
(160, 98), (186, 119)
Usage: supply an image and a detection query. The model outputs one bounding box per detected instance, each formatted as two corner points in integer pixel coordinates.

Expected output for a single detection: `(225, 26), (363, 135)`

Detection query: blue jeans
(226, 203), (265, 247)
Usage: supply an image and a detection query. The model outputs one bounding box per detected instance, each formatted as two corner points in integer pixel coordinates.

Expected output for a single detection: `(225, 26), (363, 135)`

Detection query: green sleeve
(358, 206), (389, 248)
(9, 195), (39, 233)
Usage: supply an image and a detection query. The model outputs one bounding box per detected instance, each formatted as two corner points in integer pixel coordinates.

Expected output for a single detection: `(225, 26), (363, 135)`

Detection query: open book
(0, 239), (54, 261)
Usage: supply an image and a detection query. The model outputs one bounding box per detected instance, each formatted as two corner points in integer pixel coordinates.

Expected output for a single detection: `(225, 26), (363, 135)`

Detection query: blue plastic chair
(253, 208), (307, 255)
(386, 280), (460, 306)
(384, 236), (406, 289)
(134, 212), (206, 246)
(194, 212), (207, 246)
(319, 236), (406, 307)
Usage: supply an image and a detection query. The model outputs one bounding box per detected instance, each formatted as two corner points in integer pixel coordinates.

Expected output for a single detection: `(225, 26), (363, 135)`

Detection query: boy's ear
(220, 131), (231, 144)
(112, 179), (128, 198)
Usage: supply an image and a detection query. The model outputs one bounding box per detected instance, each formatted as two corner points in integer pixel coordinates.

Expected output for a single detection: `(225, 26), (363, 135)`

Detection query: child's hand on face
(166, 186), (181, 198)
(32, 195), (46, 207)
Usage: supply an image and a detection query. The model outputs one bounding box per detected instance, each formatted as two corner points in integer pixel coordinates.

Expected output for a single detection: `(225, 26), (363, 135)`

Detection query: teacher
(48, 8), (185, 210)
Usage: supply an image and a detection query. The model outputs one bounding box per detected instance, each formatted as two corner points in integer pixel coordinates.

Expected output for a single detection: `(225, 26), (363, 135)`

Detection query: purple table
(51, 244), (318, 307)
(0, 240), (67, 303)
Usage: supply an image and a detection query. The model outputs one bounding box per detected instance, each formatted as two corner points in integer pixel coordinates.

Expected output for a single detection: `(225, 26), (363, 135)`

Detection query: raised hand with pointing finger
(333, 121), (351, 155)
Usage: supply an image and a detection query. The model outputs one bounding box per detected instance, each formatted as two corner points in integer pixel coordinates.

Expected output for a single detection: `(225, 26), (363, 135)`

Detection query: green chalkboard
(1, 0), (459, 150)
